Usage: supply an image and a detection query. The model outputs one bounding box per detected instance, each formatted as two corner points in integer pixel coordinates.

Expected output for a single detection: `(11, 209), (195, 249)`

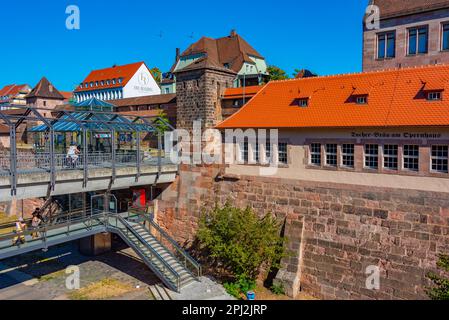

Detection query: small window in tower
(356, 95), (368, 104)
(427, 91), (442, 101)
(298, 98), (309, 107)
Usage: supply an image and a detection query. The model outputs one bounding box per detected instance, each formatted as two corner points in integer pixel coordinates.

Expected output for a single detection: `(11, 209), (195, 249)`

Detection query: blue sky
(0, 0), (368, 91)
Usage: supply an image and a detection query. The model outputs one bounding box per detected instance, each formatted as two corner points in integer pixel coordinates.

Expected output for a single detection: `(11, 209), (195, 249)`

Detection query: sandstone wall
(155, 164), (449, 300)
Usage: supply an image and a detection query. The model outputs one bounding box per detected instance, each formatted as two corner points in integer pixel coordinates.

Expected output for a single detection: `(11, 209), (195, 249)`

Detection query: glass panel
(278, 143), (288, 164)
(310, 143), (321, 166)
(418, 27), (428, 54)
(365, 144), (379, 169)
(325, 144), (337, 167)
(386, 33), (395, 58)
(403, 145), (419, 171)
(383, 145), (398, 170)
(431, 145), (449, 173)
(342, 144), (355, 168)
(443, 24), (449, 50)
(409, 29), (417, 55)
(378, 34), (386, 59)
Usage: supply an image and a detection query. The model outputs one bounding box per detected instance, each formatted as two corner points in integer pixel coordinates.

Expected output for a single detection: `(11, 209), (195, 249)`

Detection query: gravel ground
(0, 238), (159, 300)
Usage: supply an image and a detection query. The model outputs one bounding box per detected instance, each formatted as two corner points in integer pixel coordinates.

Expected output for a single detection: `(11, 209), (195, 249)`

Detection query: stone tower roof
(172, 30), (264, 74)
(26, 77), (65, 100)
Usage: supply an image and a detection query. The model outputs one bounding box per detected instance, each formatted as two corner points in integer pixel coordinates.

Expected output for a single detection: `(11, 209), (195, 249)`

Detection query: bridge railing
(0, 210), (107, 253)
(127, 206), (202, 280)
(0, 151), (175, 175)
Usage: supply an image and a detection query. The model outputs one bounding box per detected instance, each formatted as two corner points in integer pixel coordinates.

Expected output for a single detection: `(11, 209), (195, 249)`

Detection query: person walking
(12, 217), (27, 246)
(31, 214), (42, 240)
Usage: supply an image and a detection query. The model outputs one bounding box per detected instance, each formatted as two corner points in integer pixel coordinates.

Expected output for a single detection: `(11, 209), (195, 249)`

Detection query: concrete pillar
(79, 233), (112, 256)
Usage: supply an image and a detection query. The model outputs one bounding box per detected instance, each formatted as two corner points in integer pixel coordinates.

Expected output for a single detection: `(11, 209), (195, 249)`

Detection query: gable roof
(74, 61), (145, 93)
(371, 0), (449, 19)
(216, 64), (449, 129)
(172, 31), (264, 74)
(0, 84), (30, 97)
(26, 77), (65, 100)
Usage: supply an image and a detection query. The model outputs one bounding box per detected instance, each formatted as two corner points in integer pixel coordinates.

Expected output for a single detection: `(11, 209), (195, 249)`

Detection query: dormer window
(298, 98), (309, 107)
(356, 95), (368, 104)
(95, 81), (98, 87)
(100, 80), (104, 86)
(427, 91), (442, 101)
(112, 79), (116, 85)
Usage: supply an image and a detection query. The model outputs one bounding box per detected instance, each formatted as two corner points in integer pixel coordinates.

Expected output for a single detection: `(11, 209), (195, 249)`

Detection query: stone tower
(170, 30), (267, 131)
(175, 67), (235, 131)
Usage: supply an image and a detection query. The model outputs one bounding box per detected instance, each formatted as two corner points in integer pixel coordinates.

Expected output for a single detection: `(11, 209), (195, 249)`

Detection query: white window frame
(364, 144), (379, 169)
(325, 144), (337, 167)
(431, 145), (449, 173)
(403, 145), (419, 171)
(341, 144), (355, 168)
(383, 144), (398, 170)
(310, 143), (322, 166)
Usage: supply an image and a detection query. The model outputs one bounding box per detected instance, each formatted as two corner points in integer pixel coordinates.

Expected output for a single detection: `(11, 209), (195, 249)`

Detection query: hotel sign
(351, 132), (443, 139)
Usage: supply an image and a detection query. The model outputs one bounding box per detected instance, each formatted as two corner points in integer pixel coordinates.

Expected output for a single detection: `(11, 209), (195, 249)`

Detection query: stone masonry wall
(155, 164), (449, 300)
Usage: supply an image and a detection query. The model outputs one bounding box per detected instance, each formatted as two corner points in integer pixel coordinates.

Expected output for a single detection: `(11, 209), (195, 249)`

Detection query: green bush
(223, 277), (256, 299)
(197, 202), (286, 282)
(270, 283), (285, 296)
(427, 254), (449, 300)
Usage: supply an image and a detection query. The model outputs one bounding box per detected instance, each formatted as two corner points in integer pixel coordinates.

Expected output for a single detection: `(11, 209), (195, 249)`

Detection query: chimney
(175, 48), (180, 63)
(230, 29), (237, 37)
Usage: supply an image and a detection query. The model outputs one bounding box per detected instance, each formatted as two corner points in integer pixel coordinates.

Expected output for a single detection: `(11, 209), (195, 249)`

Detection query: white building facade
(74, 62), (161, 102)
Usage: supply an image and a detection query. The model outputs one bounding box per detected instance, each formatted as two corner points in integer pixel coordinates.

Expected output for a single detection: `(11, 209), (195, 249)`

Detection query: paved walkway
(167, 276), (235, 300)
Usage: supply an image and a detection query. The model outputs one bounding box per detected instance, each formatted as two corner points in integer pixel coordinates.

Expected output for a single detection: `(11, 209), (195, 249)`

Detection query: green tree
(197, 202), (285, 281)
(427, 254), (449, 300)
(154, 110), (171, 134)
(266, 65), (289, 82)
(150, 67), (162, 84)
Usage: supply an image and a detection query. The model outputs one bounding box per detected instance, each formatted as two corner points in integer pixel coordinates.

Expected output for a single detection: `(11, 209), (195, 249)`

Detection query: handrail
(0, 207), (93, 230)
(129, 210), (201, 279)
(112, 215), (181, 290)
(0, 212), (104, 243)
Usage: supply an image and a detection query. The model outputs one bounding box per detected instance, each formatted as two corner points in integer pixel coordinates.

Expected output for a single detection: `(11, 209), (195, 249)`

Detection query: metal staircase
(108, 215), (198, 291)
(0, 208), (201, 293)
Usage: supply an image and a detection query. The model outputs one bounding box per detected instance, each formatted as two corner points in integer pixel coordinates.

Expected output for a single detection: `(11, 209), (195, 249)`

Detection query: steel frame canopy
(0, 105), (174, 196)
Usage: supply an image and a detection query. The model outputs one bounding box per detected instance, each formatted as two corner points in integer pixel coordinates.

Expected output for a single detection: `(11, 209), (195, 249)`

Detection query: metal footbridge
(0, 209), (201, 292)
(0, 105), (179, 201)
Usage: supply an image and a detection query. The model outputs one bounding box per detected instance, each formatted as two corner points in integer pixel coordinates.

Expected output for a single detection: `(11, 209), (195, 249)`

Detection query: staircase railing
(108, 215), (182, 292)
(127, 208), (202, 280)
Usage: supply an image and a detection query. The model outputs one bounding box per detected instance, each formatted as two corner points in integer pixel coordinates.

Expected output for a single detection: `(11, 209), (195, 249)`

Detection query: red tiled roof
(0, 84), (29, 97)
(223, 86), (264, 99)
(75, 62), (146, 92)
(216, 64), (449, 129)
(372, 0), (449, 19)
(60, 91), (73, 100)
